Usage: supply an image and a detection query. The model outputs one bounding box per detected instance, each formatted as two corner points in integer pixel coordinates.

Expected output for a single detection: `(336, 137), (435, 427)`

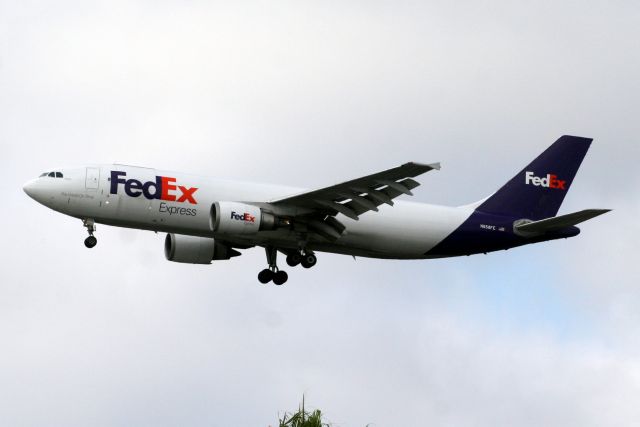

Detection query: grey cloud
(1, 1), (639, 426)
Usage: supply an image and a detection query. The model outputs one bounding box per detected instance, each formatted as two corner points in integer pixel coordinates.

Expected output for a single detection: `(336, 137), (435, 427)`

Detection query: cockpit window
(41, 171), (63, 178)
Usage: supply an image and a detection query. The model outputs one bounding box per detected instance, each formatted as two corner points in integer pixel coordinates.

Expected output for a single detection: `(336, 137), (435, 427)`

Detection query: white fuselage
(24, 165), (474, 259)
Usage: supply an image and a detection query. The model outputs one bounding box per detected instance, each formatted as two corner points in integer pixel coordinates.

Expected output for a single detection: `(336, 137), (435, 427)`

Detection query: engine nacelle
(164, 233), (239, 264)
(210, 201), (276, 235)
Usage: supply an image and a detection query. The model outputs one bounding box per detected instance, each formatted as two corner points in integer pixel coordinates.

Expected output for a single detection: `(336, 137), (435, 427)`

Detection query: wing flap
(272, 162), (440, 219)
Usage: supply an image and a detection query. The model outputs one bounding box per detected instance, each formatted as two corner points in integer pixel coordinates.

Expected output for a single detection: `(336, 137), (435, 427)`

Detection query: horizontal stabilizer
(515, 209), (610, 233)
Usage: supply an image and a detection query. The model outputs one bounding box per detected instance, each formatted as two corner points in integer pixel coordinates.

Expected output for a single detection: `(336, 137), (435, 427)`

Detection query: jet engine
(210, 201), (277, 235)
(164, 233), (240, 264)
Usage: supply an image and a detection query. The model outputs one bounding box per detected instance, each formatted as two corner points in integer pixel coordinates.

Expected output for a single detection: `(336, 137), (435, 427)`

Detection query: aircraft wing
(271, 162), (440, 221)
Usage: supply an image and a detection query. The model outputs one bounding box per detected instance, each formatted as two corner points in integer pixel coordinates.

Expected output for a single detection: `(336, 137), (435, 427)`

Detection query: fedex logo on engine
(110, 171), (198, 204)
(525, 171), (566, 190)
(230, 211), (255, 222)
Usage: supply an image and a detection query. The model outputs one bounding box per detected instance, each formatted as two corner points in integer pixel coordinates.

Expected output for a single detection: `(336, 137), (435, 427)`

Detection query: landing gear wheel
(286, 253), (301, 267)
(300, 253), (317, 269)
(84, 235), (97, 248)
(258, 269), (273, 284)
(258, 247), (290, 285)
(82, 219), (97, 249)
(273, 270), (288, 285)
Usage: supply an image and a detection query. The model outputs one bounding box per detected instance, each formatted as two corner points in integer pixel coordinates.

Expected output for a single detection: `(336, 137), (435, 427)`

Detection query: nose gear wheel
(83, 219), (97, 248)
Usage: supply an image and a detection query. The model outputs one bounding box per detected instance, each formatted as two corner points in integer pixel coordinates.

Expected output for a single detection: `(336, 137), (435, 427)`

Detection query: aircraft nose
(23, 176), (59, 208)
(23, 179), (38, 198)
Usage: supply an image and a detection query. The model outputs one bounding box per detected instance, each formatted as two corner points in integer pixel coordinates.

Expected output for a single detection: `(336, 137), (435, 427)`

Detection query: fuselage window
(55, 172), (63, 178)
(48, 172), (55, 177)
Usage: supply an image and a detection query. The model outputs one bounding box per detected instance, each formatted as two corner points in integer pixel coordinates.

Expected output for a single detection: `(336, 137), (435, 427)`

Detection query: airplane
(23, 135), (609, 285)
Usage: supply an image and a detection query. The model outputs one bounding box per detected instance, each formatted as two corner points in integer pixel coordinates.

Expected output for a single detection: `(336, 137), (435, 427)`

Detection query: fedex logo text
(525, 172), (566, 190)
(110, 171), (198, 204)
(231, 211), (255, 222)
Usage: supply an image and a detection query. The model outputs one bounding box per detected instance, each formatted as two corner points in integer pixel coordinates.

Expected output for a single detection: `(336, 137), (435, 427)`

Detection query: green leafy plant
(278, 396), (331, 427)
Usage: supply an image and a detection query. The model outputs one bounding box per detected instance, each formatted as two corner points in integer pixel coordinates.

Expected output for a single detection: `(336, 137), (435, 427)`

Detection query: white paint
(24, 164), (473, 259)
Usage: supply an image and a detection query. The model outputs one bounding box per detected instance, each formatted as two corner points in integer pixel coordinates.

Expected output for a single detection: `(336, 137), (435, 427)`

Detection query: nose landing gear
(84, 235), (97, 249)
(83, 219), (97, 248)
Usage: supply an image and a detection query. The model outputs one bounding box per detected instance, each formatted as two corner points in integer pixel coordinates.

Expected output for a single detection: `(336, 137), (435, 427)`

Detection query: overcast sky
(1, 1), (639, 426)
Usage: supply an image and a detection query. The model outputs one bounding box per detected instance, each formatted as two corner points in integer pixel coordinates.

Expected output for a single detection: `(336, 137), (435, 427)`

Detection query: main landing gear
(258, 247), (318, 285)
(83, 218), (97, 249)
(286, 251), (317, 269)
(258, 246), (288, 285)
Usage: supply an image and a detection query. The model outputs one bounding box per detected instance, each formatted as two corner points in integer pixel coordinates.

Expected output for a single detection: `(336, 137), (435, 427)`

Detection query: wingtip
(407, 161), (441, 171)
